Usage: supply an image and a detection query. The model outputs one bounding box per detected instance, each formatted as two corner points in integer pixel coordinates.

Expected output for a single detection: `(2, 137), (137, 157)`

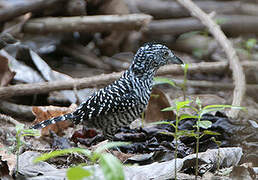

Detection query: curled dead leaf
(0, 143), (16, 177)
(32, 104), (77, 136)
(0, 55), (15, 87)
(145, 87), (175, 123)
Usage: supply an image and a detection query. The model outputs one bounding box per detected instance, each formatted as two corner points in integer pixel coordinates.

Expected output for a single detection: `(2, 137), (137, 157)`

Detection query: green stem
(141, 112), (145, 128)
(16, 131), (20, 177)
(174, 111), (179, 180)
(182, 64), (188, 101)
(217, 147), (220, 171)
(195, 128), (199, 180)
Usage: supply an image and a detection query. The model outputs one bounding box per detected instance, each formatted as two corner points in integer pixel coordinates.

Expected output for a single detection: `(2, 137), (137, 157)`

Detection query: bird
(31, 43), (184, 139)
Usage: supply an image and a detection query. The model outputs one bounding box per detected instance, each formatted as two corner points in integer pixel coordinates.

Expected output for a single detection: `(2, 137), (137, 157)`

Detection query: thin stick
(23, 14), (152, 33)
(0, 113), (22, 126)
(176, 0), (246, 118)
(0, 0), (67, 22)
(0, 61), (256, 99)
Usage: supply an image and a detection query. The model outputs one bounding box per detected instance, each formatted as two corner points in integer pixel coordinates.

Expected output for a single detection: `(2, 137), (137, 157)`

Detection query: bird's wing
(73, 81), (140, 122)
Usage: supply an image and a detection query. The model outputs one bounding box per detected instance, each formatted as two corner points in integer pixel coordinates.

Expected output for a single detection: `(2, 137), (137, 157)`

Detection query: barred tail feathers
(31, 113), (74, 129)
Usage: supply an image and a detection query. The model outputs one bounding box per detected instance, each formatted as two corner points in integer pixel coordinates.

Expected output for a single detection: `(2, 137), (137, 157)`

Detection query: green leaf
(150, 94), (159, 98)
(151, 121), (176, 128)
(160, 131), (175, 137)
(162, 106), (176, 112)
(67, 166), (91, 180)
(183, 131), (198, 137)
(95, 142), (129, 154)
(99, 153), (124, 180)
(178, 31), (201, 40)
(203, 104), (245, 111)
(34, 148), (91, 163)
(211, 137), (222, 146)
(15, 124), (24, 133)
(180, 105), (198, 112)
(200, 107), (225, 117)
(203, 130), (220, 136)
(179, 114), (197, 121)
(175, 100), (192, 111)
(154, 77), (176, 87)
(195, 97), (202, 109)
(197, 120), (212, 129)
(176, 130), (194, 136)
(246, 38), (257, 50)
(200, 105), (246, 117)
(215, 18), (227, 25)
(22, 133), (40, 137)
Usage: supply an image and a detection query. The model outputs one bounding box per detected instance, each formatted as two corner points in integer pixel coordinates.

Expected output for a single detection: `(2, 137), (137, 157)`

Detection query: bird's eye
(163, 51), (169, 58)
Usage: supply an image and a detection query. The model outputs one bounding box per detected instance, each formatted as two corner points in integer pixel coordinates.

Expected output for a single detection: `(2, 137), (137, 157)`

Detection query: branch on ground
(176, 0), (246, 119)
(0, 0), (67, 22)
(0, 61), (255, 99)
(22, 14), (152, 34)
(146, 15), (258, 36)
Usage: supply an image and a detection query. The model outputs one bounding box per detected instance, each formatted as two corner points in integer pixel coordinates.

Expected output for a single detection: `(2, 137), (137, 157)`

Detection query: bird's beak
(169, 55), (184, 65)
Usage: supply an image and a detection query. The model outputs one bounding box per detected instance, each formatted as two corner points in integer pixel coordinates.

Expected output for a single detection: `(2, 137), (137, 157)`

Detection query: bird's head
(130, 43), (184, 77)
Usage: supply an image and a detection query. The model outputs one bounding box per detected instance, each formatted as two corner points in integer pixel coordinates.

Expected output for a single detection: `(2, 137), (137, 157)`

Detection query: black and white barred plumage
(32, 43), (184, 139)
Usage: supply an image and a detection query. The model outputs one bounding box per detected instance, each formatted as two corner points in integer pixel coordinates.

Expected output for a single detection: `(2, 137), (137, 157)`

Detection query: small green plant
(215, 18), (227, 26)
(189, 98), (245, 180)
(154, 63), (189, 100)
(162, 100), (196, 179)
(153, 100), (196, 179)
(154, 98), (245, 180)
(15, 124), (40, 176)
(211, 137), (222, 172)
(245, 38), (257, 59)
(34, 142), (129, 180)
(154, 77), (177, 88)
(181, 64), (189, 101)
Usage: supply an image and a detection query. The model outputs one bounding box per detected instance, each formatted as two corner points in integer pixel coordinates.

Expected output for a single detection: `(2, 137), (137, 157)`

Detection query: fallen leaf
(0, 55), (15, 86)
(0, 143), (16, 176)
(145, 87), (175, 123)
(32, 104), (77, 136)
(230, 163), (256, 180)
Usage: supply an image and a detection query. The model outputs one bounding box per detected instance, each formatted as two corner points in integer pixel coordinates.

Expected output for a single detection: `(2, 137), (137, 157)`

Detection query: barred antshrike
(32, 43), (184, 139)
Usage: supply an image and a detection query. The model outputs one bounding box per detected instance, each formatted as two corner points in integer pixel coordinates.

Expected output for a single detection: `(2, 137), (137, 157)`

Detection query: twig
(146, 15), (258, 36)
(59, 44), (111, 70)
(0, 101), (34, 120)
(0, 13), (31, 50)
(174, 79), (257, 94)
(126, 0), (241, 19)
(22, 14), (152, 34)
(176, 0), (246, 118)
(0, 61), (256, 99)
(0, 113), (22, 126)
(0, 0), (67, 22)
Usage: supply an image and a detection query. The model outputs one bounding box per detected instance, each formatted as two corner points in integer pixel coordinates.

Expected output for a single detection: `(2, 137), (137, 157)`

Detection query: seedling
(211, 137), (222, 172)
(190, 98), (245, 179)
(155, 97), (245, 180)
(15, 124), (40, 176)
(34, 142), (129, 180)
(245, 38), (257, 59)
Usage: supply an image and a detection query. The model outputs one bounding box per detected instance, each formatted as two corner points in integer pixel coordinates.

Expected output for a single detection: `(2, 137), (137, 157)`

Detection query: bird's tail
(31, 113), (74, 129)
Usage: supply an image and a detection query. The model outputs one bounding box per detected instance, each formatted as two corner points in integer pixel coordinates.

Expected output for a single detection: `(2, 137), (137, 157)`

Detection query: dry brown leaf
(32, 104), (77, 136)
(145, 87), (175, 123)
(112, 151), (134, 163)
(0, 143), (16, 176)
(0, 55), (15, 87)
